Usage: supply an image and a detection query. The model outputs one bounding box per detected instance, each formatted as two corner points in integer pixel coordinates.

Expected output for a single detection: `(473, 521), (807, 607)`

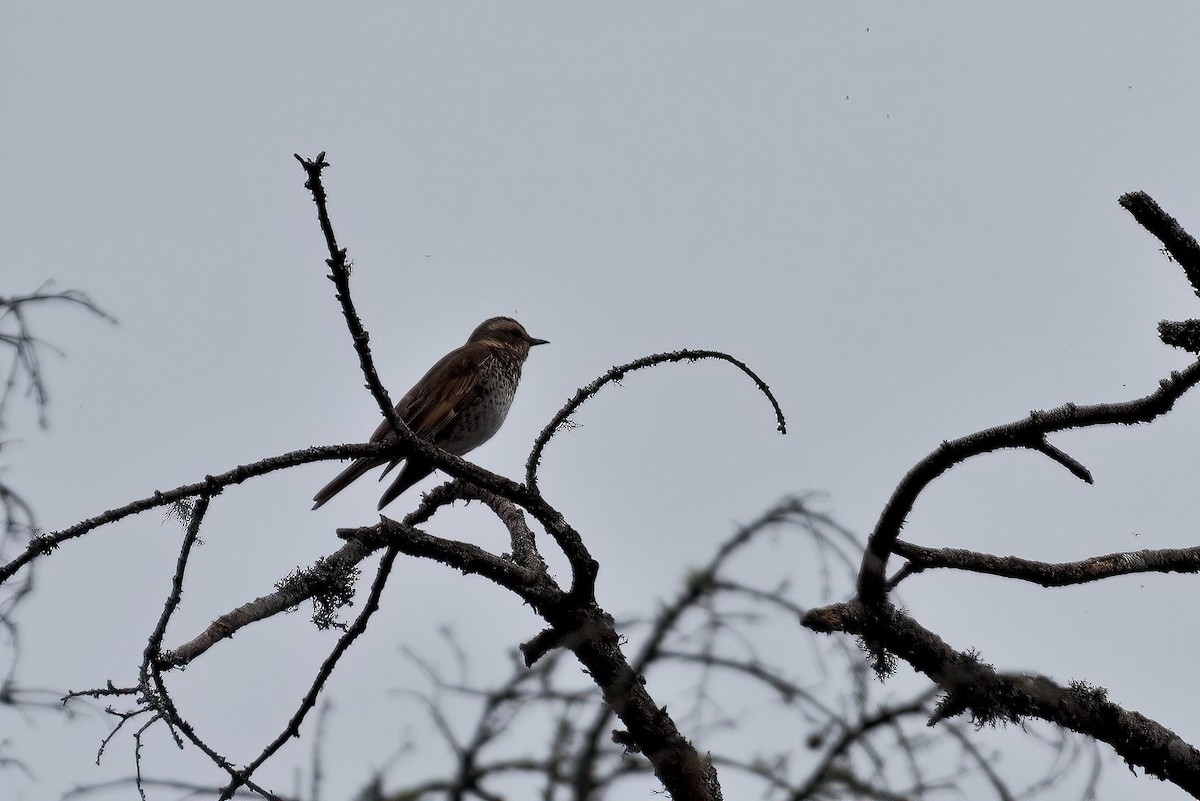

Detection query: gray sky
(3, 3), (1199, 799)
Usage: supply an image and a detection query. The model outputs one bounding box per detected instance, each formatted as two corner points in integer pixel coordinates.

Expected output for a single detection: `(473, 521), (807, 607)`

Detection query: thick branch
(445, 484), (547, 573)
(1120, 191), (1200, 296)
(892, 539), (1200, 587)
(162, 480), (478, 667)
(570, 497), (812, 797)
(550, 602), (723, 801)
(347, 517), (551, 604)
(802, 600), (1200, 794)
(160, 537), (376, 668)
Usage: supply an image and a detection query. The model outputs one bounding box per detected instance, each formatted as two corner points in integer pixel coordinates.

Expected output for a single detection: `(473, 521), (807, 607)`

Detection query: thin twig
(219, 547), (403, 799)
(525, 349), (786, 494)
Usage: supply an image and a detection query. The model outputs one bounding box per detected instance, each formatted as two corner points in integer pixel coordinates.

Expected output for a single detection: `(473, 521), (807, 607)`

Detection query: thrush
(312, 316), (548, 511)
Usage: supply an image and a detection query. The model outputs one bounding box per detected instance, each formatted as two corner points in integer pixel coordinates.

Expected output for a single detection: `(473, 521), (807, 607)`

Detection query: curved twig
(525, 349), (787, 493)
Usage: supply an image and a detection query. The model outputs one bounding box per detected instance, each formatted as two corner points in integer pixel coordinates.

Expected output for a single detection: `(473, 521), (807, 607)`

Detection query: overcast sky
(3, 3), (1199, 800)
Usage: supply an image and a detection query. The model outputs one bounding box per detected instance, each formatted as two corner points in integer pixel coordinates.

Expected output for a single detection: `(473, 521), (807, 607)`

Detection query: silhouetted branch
(858, 359), (1200, 607)
(0, 283), (115, 734)
(0, 442), (389, 584)
(0, 282), (115, 428)
(62, 776), (263, 800)
(802, 599), (1200, 794)
(792, 192), (1200, 799)
(52, 154), (766, 801)
(373, 498), (1073, 801)
(1120, 191), (1200, 292)
(295, 152), (603, 601)
(571, 496), (816, 796)
(891, 539), (1200, 587)
(217, 546), (403, 799)
(24, 161), (1150, 801)
(294, 153), (406, 442)
(526, 349), (787, 494)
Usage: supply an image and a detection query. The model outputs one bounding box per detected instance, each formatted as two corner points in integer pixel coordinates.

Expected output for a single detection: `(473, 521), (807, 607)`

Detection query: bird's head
(469, 316), (549, 359)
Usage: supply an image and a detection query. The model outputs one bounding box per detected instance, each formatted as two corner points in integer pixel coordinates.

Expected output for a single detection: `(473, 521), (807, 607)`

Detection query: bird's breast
(439, 358), (522, 455)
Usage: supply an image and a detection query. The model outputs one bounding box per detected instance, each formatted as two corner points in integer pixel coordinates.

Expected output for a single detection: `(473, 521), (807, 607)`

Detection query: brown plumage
(312, 317), (548, 511)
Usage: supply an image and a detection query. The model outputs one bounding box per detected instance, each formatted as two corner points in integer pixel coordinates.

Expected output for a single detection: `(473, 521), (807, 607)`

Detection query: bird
(312, 316), (548, 511)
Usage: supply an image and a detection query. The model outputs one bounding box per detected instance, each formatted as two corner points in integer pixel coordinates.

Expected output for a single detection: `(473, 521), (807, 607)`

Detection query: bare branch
(1119, 191), (1200, 294)
(891, 539), (1200, 587)
(0, 282), (115, 428)
(525, 349), (787, 494)
(374, 499), (1059, 801)
(293, 153), (406, 442)
(858, 360), (1200, 607)
(216, 546), (403, 799)
(163, 479), (468, 667)
(802, 599), (1200, 793)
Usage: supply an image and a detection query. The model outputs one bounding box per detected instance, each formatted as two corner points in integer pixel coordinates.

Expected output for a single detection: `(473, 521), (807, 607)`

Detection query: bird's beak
(529, 337), (550, 346)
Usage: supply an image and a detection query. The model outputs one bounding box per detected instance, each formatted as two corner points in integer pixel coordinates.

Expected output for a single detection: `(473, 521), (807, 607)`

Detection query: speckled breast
(440, 354), (522, 456)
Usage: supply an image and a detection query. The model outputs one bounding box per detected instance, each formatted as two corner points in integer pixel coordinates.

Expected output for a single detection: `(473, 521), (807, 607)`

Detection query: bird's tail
(312, 458), (381, 510)
(377, 458), (434, 510)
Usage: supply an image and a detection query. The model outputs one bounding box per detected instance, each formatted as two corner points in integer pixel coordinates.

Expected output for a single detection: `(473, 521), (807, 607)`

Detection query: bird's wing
(315, 344), (484, 508)
(368, 344), (483, 444)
